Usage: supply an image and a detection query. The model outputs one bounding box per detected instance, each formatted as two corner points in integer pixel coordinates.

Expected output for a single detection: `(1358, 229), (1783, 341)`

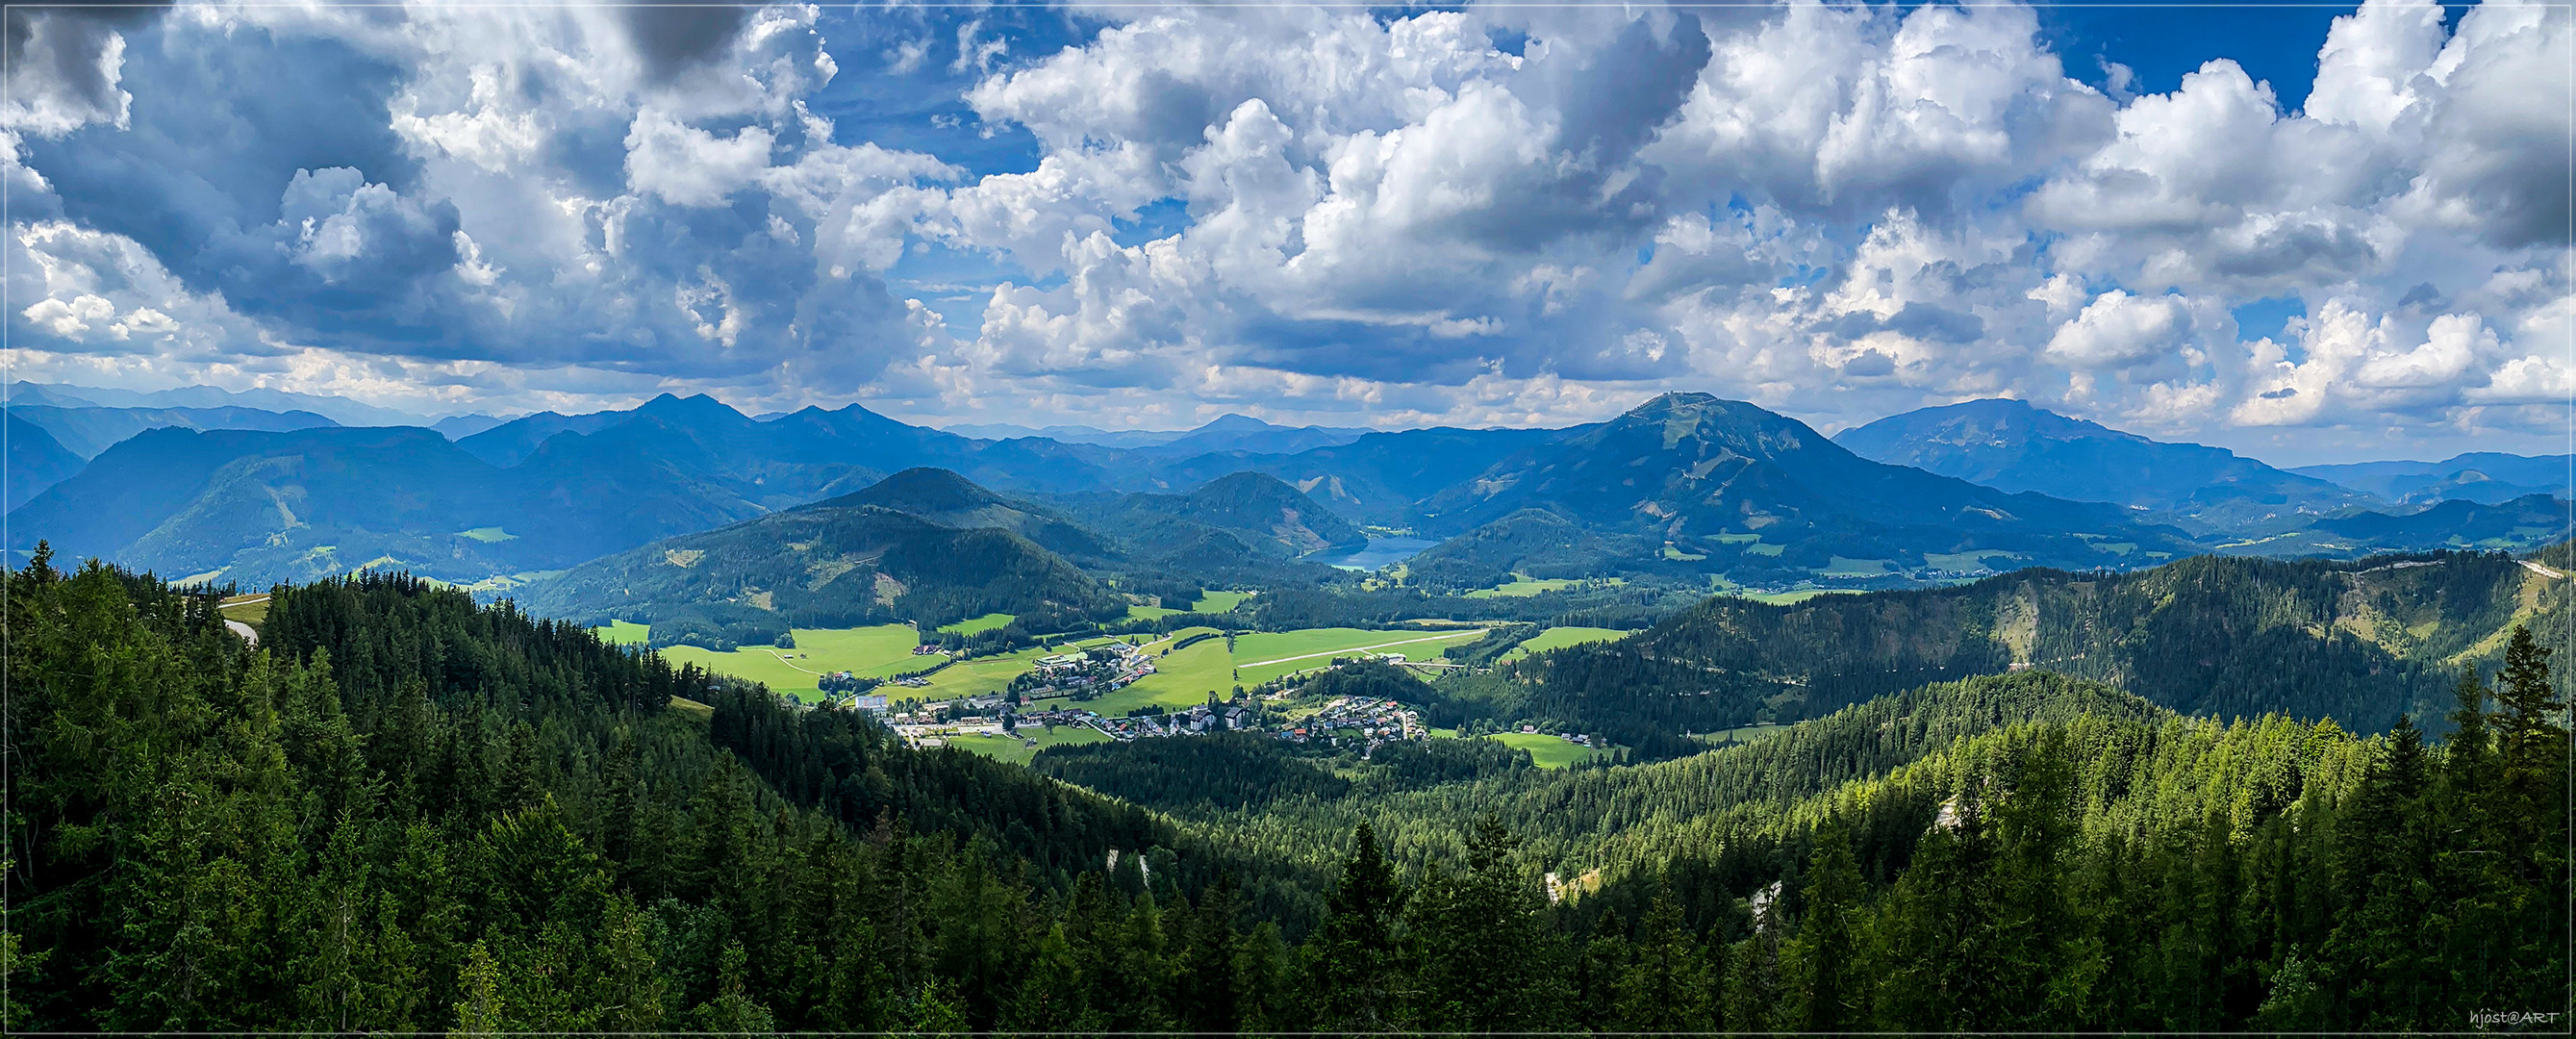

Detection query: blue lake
(1310, 536), (1437, 570)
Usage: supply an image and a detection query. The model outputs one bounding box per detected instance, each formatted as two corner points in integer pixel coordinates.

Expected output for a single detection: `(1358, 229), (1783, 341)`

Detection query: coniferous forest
(6, 551), (2566, 1032)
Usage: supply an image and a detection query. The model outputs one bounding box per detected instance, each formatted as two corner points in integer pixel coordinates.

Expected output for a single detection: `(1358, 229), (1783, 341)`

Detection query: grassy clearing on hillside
(939, 613), (1014, 635)
(594, 621), (651, 646)
(217, 594), (272, 626)
(456, 526), (518, 543)
(1696, 722), (1790, 747)
(947, 725), (1112, 765)
(1464, 575), (1578, 598)
(1232, 627), (1486, 685)
(1485, 731), (1610, 769)
(1193, 591), (1250, 614)
(1732, 589), (1865, 606)
(1125, 603), (1183, 621)
(1819, 557), (1896, 577)
(658, 623), (924, 700)
(1499, 626), (1633, 662)
(1924, 549), (2018, 571)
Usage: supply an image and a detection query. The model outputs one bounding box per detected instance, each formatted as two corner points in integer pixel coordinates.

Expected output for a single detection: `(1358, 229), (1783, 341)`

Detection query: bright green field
(911, 643), (1073, 702)
(595, 621), (651, 646)
(1125, 591), (1249, 621)
(1818, 557), (1896, 577)
(1924, 549), (2018, 571)
(1231, 627), (1485, 685)
(939, 613), (1015, 635)
(947, 724), (1112, 765)
(1486, 731), (1611, 769)
(1464, 574), (1576, 598)
(658, 623), (926, 700)
(1697, 722), (1791, 747)
(1499, 626), (1633, 663)
(1733, 589), (1866, 606)
(1083, 627), (1236, 714)
(1463, 575), (1627, 598)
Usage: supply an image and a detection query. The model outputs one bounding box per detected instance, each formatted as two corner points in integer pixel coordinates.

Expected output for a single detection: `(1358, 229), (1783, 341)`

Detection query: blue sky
(1, 1), (2566, 465)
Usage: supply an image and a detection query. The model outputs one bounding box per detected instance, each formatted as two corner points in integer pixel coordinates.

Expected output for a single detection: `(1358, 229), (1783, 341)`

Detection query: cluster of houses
(1093, 700), (1254, 739)
(1281, 696), (1424, 749)
(1017, 642), (1156, 700)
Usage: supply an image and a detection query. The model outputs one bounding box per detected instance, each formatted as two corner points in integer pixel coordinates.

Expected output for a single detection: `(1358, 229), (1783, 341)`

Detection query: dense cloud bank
(1, 0), (2565, 462)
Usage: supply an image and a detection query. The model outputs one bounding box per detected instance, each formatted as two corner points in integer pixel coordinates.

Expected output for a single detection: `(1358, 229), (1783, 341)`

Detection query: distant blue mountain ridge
(7, 384), (2569, 594)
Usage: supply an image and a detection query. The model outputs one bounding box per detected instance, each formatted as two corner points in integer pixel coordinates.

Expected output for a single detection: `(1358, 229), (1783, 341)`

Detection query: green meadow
(945, 724), (1113, 765)
(1231, 627), (1486, 685)
(1193, 591), (1250, 614)
(1732, 588), (1865, 606)
(939, 612), (1015, 635)
(1463, 574), (1627, 599)
(603, 616), (1486, 711)
(1485, 731), (1612, 769)
(1497, 625), (1633, 662)
(594, 621), (651, 646)
(655, 623), (927, 700)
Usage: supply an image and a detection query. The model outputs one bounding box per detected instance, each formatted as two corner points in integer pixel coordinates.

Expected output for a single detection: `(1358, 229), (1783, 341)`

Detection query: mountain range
(1404, 393), (2195, 588)
(1833, 397), (2378, 533)
(2292, 451), (2572, 505)
(11, 381), (2570, 605)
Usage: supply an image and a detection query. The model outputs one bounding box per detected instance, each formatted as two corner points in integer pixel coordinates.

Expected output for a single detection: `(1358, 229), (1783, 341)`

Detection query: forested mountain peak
(806, 466), (1003, 514)
(1406, 392), (2186, 588)
(1173, 471), (1368, 553)
(522, 498), (1128, 645)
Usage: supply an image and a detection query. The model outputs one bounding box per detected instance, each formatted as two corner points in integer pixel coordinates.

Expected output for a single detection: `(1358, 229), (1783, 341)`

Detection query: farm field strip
(1235, 630), (1486, 669)
(1498, 625), (1633, 662)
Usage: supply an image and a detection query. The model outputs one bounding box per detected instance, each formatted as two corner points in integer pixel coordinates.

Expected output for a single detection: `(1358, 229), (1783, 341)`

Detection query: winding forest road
(219, 594), (267, 646)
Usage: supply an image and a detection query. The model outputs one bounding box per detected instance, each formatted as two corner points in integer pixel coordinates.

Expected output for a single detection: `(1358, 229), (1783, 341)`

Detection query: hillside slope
(5, 413), (86, 512)
(1474, 547), (2564, 752)
(1834, 397), (2378, 532)
(800, 467), (1117, 563)
(1409, 393), (2194, 588)
(520, 502), (1130, 646)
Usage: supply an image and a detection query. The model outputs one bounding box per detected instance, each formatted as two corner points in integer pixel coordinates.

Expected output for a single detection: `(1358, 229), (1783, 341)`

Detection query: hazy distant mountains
(10, 379), (2570, 594)
(2293, 452), (2572, 505)
(7, 379), (429, 428)
(943, 414), (1370, 456)
(6, 392), (1384, 590)
(1834, 398), (2377, 533)
(5, 414), (85, 512)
